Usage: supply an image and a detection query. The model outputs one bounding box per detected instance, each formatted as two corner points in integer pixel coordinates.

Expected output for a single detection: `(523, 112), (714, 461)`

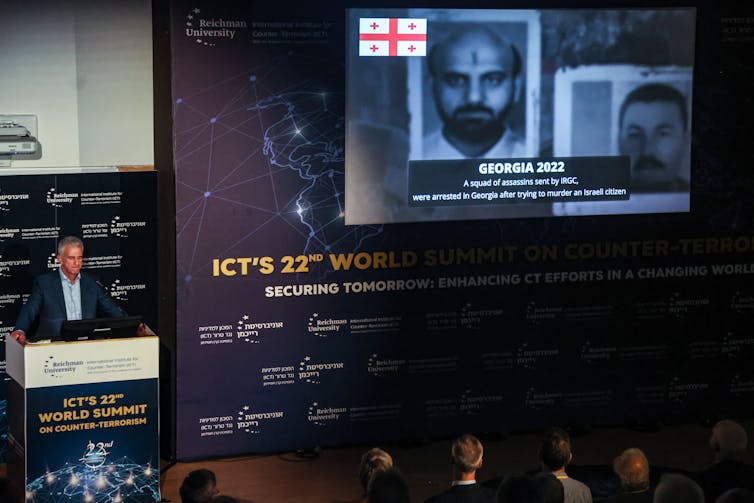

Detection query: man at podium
(9, 236), (125, 344)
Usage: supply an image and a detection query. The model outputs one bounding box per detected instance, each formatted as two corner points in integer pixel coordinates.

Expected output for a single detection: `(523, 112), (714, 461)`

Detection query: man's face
(619, 100), (686, 191)
(57, 245), (83, 279)
(431, 31), (517, 142)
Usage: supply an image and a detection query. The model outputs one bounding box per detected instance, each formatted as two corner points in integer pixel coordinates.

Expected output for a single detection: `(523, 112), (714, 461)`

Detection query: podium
(5, 336), (160, 503)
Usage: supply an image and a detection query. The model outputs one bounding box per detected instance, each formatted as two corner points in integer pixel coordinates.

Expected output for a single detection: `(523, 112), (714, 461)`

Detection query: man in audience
(716, 489), (754, 503)
(693, 420), (754, 501)
(426, 433), (495, 502)
(653, 473), (703, 503)
(368, 468), (410, 503)
(180, 469), (219, 503)
(604, 448), (652, 503)
(539, 428), (592, 503)
(360, 448), (395, 501)
(533, 472), (565, 503)
(496, 475), (540, 503)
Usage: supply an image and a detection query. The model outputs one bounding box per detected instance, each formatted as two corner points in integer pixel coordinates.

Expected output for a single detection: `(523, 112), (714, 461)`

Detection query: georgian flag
(359, 18), (427, 57)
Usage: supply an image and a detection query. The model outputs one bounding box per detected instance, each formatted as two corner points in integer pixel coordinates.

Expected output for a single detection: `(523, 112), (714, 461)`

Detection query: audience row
(177, 419), (754, 503)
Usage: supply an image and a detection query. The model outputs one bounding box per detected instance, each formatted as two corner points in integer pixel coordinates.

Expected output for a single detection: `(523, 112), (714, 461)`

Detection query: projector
(0, 121), (39, 155)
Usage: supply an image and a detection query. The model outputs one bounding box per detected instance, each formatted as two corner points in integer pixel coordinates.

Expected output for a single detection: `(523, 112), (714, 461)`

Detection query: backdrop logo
(0, 189), (29, 211)
(459, 303), (503, 330)
(298, 356), (345, 384)
(307, 401), (347, 427)
(367, 353), (405, 377)
(79, 440), (113, 469)
(44, 356), (84, 377)
(47, 253), (59, 270)
(525, 387), (561, 410)
(722, 333), (754, 357)
(46, 187), (78, 207)
(516, 343), (559, 369)
(236, 404), (284, 434)
(667, 376), (709, 404)
(579, 341), (616, 364)
(184, 7), (247, 47)
(730, 375), (754, 396)
(0, 255), (30, 277)
(730, 292), (754, 314)
(0, 227), (19, 239)
(458, 389), (504, 416)
(668, 292), (710, 319)
(307, 312), (347, 337)
(107, 279), (147, 302)
(110, 216), (147, 237)
(526, 301), (561, 324)
(236, 313), (284, 343)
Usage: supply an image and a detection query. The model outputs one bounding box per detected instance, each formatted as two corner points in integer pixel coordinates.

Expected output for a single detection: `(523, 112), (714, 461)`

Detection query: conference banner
(172, 0), (754, 459)
(9, 337), (159, 503)
(0, 171), (158, 460)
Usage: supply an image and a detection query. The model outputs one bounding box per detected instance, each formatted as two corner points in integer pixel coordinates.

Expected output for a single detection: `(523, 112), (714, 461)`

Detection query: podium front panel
(18, 337), (159, 503)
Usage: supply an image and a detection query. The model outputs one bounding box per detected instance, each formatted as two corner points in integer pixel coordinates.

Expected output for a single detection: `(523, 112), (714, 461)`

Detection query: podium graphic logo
(44, 356), (84, 377)
(46, 187), (78, 207)
(79, 440), (113, 469)
(184, 7), (247, 47)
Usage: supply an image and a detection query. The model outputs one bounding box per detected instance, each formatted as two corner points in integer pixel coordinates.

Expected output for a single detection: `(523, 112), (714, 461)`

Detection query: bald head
(654, 474), (703, 503)
(710, 420), (748, 461)
(428, 28), (521, 79)
(428, 26), (521, 156)
(613, 448), (650, 491)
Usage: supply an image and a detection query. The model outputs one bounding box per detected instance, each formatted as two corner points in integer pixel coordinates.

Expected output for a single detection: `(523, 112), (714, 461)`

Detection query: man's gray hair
(451, 434), (484, 474)
(57, 236), (84, 255)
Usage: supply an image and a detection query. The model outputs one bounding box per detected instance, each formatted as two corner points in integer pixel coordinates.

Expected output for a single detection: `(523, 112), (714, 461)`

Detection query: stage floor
(158, 420), (753, 503)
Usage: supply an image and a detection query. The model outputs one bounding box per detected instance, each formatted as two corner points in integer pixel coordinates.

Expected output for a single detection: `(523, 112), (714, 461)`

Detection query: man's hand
(10, 330), (27, 345)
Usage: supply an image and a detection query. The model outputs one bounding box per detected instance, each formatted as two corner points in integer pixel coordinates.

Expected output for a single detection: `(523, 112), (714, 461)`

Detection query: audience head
(359, 447), (394, 493)
(613, 448), (650, 491)
(539, 427), (573, 472)
(716, 489), (754, 503)
(533, 472), (565, 503)
(367, 468), (410, 503)
(710, 419), (748, 462)
(653, 473), (703, 503)
(451, 434), (484, 476)
(497, 474), (540, 503)
(180, 469), (219, 503)
(212, 497), (238, 503)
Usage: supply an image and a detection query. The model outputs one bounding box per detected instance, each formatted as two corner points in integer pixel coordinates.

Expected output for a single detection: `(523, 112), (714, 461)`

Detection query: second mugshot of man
(618, 83), (690, 193)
